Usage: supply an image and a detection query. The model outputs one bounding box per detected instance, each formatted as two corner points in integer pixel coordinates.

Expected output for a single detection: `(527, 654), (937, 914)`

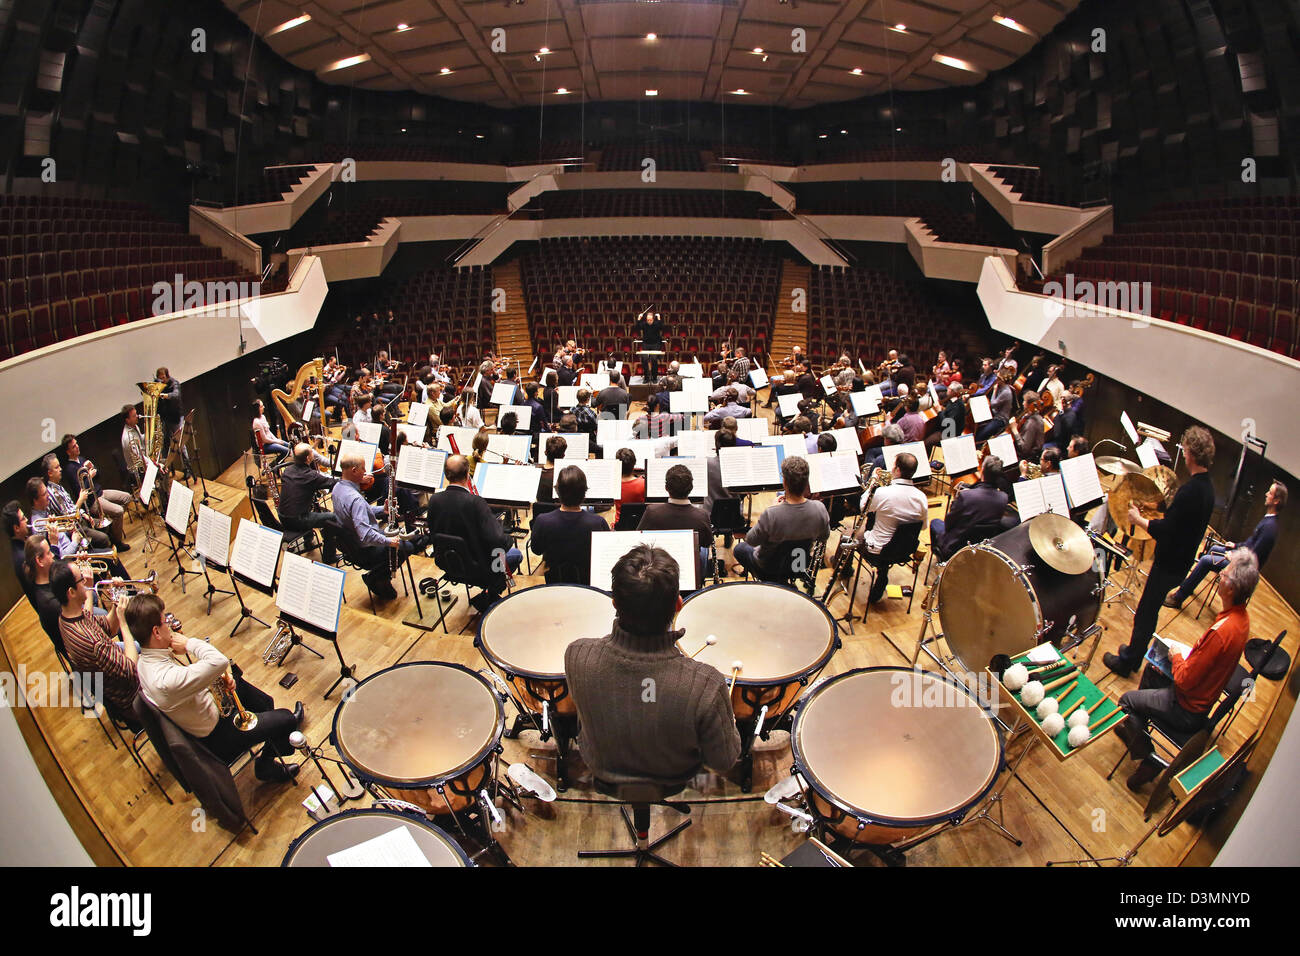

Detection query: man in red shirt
(1116, 548), (1257, 791)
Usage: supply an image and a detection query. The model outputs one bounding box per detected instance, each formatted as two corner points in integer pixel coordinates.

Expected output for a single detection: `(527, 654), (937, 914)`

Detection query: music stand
(279, 612), (354, 700)
(196, 554), (235, 615)
(187, 408), (224, 505)
(163, 513), (202, 594)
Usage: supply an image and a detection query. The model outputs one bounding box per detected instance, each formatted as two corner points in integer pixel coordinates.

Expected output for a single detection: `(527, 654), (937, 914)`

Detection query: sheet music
(302, 401), (315, 425)
(230, 518), (282, 587)
(749, 368), (769, 389)
(681, 376), (712, 395)
(489, 381), (518, 406)
(396, 423), (426, 446)
(986, 432), (1018, 466)
(1061, 453), (1105, 508)
(807, 452), (860, 493)
(600, 360), (624, 375)
(776, 393), (803, 418)
(499, 404), (532, 431)
(165, 481), (194, 535)
(825, 427), (862, 456)
(558, 458), (620, 501)
(678, 363), (704, 379)
(674, 430), (717, 458)
(1013, 480), (1047, 520)
(141, 460), (158, 504)
(406, 403), (428, 427)
(326, 826), (433, 868)
(195, 505), (231, 567)
(883, 441), (931, 479)
(719, 445), (782, 488)
(969, 395), (992, 424)
(578, 372), (610, 391)
(354, 421), (383, 445)
(865, 384), (884, 404)
(734, 418), (769, 441)
(555, 385), (580, 409)
(604, 439), (659, 468)
(859, 359), (869, 376)
(437, 426), (479, 456)
(335, 439), (379, 474)
(646, 457), (709, 499)
(276, 551), (345, 634)
(669, 390), (708, 414)
(1120, 411), (1139, 444)
(758, 434), (807, 461)
(488, 433), (532, 464)
(589, 530), (698, 591)
(597, 419), (634, 447)
(1040, 473), (1070, 516)
(471, 373), (482, 394)
(928, 383), (941, 408)
(1136, 439), (1160, 470)
(850, 391), (880, 416)
(396, 445), (448, 491)
(940, 434), (979, 476)
(474, 463), (542, 503)
(820, 374), (836, 396)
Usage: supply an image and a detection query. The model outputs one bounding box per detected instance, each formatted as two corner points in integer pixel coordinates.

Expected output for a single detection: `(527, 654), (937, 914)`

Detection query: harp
(272, 357), (327, 439)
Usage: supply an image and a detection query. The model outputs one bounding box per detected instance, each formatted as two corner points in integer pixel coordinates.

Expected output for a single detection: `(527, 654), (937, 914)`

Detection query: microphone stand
(292, 732), (365, 810)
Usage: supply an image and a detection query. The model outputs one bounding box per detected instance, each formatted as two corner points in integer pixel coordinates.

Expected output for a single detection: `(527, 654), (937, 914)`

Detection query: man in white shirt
(128, 593), (302, 782)
(856, 452), (927, 603)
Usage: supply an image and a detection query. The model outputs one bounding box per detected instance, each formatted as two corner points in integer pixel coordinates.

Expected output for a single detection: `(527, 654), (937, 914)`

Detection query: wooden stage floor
(3, 420), (1295, 867)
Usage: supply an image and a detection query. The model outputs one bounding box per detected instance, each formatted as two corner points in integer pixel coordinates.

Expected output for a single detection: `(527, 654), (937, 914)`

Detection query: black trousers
(1118, 564), (1185, 670)
(1118, 665), (1207, 758)
(358, 536), (424, 587)
(201, 674), (295, 766)
(281, 512), (340, 563)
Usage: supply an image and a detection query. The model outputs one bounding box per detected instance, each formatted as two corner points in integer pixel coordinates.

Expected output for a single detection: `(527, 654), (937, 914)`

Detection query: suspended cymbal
(1028, 513), (1095, 574)
(1142, 464), (1179, 503)
(1096, 455), (1142, 476)
(1109, 473), (1163, 541)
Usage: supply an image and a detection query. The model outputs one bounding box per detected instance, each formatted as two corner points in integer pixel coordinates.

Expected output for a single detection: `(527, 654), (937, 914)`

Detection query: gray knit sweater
(564, 621), (742, 786)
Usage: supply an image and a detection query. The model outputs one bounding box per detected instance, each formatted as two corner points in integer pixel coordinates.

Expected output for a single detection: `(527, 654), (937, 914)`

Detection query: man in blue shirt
(332, 451), (423, 601)
(703, 388), (751, 426)
(1164, 481), (1284, 609)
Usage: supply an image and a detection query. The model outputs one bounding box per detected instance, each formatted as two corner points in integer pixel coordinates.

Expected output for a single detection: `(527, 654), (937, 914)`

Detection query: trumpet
(210, 666), (258, 731)
(41, 512), (83, 534)
(93, 570), (158, 603)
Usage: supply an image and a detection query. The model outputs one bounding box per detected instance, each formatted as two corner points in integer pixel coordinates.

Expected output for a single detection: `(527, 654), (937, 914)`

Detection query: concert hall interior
(2, 0), (1300, 871)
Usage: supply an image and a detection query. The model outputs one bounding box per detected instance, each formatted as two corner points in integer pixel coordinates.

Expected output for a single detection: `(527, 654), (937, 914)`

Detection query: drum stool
(578, 780), (692, 867)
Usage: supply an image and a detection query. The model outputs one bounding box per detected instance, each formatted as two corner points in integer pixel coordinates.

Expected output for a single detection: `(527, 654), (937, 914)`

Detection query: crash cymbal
(1109, 472), (1163, 540)
(1028, 513), (1096, 574)
(1143, 464), (1179, 502)
(1096, 455), (1142, 476)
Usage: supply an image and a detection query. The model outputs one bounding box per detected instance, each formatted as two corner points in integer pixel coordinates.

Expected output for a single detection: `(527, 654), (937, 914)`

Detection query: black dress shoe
(1126, 758), (1161, 792)
(293, 701), (305, 728)
(116, 542), (132, 552)
(255, 761), (301, 784)
(1103, 652), (1133, 677)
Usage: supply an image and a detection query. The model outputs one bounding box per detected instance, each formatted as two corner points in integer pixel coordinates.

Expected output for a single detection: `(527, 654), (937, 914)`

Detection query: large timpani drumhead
(331, 662), (504, 790)
(675, 582), (838, 685)
(477, 584), (614, 679)
(792, 668), (1002, 835)
(937, 545), (1039, 673)
(282, 808), (473, 867)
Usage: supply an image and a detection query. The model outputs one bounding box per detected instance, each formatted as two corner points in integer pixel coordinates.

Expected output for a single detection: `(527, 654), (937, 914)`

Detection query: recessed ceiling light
(851, 68), (863, 75)
(731, 88), (748, 95)
(646, 33), (656, 40)
(753, 48), (763, 54)
(396, 23), (410, 31)
(555, 87), (569, 94)
(321, 53), (371, 73)
(933, 53), (979, 72)
(993, 14), (1034, 36)
(645, 89), (658, 96)
(400, 128), (406, 133)
(892, 23), (907, 32)
(818, 133), (828, 139)
(539, 47), (550, 54)
(896, 127), (902, 132)
(440, 67), (452, 74)
(268, 14), (311, 36)
(840, 129), (847, 134)
(476, 134), (485, 139)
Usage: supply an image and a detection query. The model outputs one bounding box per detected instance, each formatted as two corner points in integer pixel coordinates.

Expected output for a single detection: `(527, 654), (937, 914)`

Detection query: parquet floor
(3, 405), (1295, 867)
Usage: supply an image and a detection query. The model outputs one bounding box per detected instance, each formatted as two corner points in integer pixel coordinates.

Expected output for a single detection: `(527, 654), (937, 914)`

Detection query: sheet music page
(597, 419), (634, 447)
(555, 385), (580, 409)
(669, 390), (708, 414)
(396, 423), (426, 445)
(986, 432), (1018, 466)
(590, 530), (698, 592)
(354, 421), (383, 444)
(749, 368), (769, 388)
(883, 441), (931, 479)
(678, 363), (704, 379)
(471, 373), (482, 394)
(865, 384), (884, 403)
(276, 551), (313, 623)
(850, 391), (880, 416)
(302, 401), (315, 425)
(475, 463), (542, 502)
(859, 359), (870, 376)
(682, 376), (712, 395)
(396, 445), (447, 490)
(826, 427), (862, 456)
(406, 402), (428, 426)
(500, 404), (532, 431)
(1136, 439), (1160, 470)
(578, 372), (610, 391)
(487, 433), (532, 464)
(490, 382), (518, 405)
(558, 458), (621, 501)
(820, 374), (836, 395)
(547, 431), (589, 459)
(719, 445), (781, 488)
(776, 393), (803, 418)
(165, 481), (194, 534)
(807, 452), (860, 493)
(604, 439), (658, 468)
(940, 434), (979, 476)
(674, 431), (717, 458)
(969, 395), (992, 423)
(231, 518), (282, 587)
(734, 418), (769, 440)
(646, 457), (709, 499)
(305, 561), (345, 633)
(437, 426), (479, 456)
(1060, 453), (1105, 508)
(1013, 479), (1048, 520)
(336, 439), (379, 474)
(1120, 411), (1139, 444)
(758, 434), (807, 461)
(195, 505), (230, 566)
(141, 460), (158, 503)
(1039, 473), (1071, 516)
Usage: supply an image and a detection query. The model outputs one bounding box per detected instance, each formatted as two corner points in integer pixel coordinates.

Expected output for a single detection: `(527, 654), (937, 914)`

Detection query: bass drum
(936, 520), (1101, 673)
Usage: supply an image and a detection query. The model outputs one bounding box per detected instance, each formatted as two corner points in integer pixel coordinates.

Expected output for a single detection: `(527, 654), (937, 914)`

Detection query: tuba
(138, 381), (167, 462)
(272, 358), (327, 438)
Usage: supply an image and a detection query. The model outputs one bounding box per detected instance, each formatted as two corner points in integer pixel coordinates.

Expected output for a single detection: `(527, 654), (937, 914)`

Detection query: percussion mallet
(688, 635), (718, 659)
(1085, 695), (1112, 716)
(1052, 679), (1079, 704)
(1089, 707), (1123, 732)
(729, 661), (743, 693)
(1041, 669), (1079, 694)
(1028, 659), (1067, 674)
(1060, 695), (1089, 719)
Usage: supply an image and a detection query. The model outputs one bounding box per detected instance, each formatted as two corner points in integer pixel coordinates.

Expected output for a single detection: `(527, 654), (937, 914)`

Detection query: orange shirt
(1171, 605), (1250, 714)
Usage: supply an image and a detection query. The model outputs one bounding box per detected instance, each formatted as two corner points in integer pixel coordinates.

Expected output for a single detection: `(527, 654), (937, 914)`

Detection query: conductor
(634, 311), (666, 382)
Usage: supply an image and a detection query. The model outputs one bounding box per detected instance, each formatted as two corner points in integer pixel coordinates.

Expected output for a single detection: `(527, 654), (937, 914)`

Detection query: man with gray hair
(332, 450), (421, 600)
(862, 422), (906, 474)
(1116, 548), (1257, 791)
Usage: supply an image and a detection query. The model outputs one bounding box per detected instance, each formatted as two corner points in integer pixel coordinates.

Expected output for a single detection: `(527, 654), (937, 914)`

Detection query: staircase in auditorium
(492, 260), (532, 371)
(769, 260), (810, 369)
